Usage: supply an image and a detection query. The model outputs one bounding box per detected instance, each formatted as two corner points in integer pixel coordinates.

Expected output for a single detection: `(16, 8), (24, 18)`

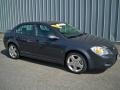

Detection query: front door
(35, 24), (65, 62)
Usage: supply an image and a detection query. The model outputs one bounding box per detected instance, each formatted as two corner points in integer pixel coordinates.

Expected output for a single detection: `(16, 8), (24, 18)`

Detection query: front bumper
(93, 54), (118, 69)
(88, 46), (118, 70)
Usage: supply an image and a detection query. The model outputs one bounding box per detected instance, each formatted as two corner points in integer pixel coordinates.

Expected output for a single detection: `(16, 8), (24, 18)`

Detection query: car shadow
(84, 69), (106, 74)
(1, 49), (10, 57)
(1, 49), (105, 74)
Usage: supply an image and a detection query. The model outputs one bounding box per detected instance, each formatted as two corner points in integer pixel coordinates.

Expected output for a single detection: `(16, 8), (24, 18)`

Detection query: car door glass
(36, 25), (44, 37)
(16, 24), (35, 36)
(37, 25), (54, 37)
(16, 26), (22, 34)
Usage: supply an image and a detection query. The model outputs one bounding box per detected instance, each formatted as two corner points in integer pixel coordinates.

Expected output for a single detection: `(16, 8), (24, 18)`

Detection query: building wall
(0, 0), (120, 41)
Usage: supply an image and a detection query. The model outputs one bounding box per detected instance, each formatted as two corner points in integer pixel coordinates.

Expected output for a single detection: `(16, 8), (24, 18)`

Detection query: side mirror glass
(48, 35), (59, 40)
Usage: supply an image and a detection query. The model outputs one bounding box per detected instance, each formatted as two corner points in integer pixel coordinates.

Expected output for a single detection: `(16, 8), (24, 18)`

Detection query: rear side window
(16, 24), (35, 36)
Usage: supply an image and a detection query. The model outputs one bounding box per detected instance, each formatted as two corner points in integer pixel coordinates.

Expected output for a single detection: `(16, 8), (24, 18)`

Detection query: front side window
(51, 23), (81, 38)
(37, 25), (54, 37)
(16, 24), (35, 36)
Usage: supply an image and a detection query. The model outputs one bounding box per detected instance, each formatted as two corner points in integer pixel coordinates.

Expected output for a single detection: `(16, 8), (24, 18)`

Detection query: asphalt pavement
(0, 34), (120, 90)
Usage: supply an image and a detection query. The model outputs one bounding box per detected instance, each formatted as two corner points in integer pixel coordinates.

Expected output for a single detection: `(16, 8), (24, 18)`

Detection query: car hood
(69, 33), (114, 48)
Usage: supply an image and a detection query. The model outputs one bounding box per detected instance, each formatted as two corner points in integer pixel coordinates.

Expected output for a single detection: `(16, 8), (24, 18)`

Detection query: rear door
(15, 24), (37, 55)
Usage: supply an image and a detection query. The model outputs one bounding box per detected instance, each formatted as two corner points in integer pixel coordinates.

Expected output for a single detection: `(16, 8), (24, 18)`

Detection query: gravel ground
(0, 34), (120, 90)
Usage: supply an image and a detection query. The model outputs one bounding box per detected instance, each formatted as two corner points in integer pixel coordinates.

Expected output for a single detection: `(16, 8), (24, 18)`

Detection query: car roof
(19, 21), (65, 26)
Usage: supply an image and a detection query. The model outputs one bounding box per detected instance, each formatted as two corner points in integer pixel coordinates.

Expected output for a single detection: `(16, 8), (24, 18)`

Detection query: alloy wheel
(66, 53), (87, 73)
(8, 44), (19, 59)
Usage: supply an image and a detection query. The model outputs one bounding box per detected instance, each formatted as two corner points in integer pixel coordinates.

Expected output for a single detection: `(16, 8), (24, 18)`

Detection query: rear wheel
(8, 44), (20, 59)
(65, 53), (87, 74)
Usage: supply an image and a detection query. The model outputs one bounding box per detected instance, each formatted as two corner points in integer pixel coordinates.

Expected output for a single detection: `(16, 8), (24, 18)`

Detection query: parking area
(0, 34), (120, 90)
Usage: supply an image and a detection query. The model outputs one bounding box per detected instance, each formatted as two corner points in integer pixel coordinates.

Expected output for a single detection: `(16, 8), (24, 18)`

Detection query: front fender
(65, 48), (94, 70)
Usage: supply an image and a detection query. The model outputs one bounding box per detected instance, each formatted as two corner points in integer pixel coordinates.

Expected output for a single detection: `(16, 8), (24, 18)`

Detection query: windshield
(51, 23), (81, 38)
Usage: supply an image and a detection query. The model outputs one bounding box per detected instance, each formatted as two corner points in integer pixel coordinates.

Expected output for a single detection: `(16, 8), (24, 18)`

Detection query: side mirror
(48, 35), (59, 40)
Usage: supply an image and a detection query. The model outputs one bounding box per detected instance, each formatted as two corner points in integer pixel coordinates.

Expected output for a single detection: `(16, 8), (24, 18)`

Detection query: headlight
(90, 46), (112, 56)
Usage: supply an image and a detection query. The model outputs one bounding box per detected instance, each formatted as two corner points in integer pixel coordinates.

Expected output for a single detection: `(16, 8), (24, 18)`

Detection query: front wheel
(8, 44), (20, 59)
(65, 53), (87, 74)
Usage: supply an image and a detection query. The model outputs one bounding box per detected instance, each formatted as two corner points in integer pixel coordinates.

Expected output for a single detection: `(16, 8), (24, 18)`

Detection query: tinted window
(16, 24), (35, 36)
(37, 25), (54, 37)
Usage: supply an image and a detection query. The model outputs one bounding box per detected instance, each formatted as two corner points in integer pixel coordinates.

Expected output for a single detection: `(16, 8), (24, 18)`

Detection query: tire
(8, 44), (20, 59)
(65, 52), (87, 74)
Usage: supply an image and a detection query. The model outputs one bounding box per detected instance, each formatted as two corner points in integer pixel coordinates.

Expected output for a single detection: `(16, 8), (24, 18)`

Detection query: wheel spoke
(70, 55), (75, 61)
(76, 62), (83, 69)
(12, 51), (17, 56)
(68, 61), (74, 66)
(76, 57), (81, 61)
(9, 48), (12, 51)
(11, 46), (14, 49)
(67, 54), (84, 73)
(73, 64), (78, 71)
(9, 45), (18, 58)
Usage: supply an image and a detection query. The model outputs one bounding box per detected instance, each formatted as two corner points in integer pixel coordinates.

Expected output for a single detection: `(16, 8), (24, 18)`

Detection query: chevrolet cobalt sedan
(3, 21), (118, 74)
